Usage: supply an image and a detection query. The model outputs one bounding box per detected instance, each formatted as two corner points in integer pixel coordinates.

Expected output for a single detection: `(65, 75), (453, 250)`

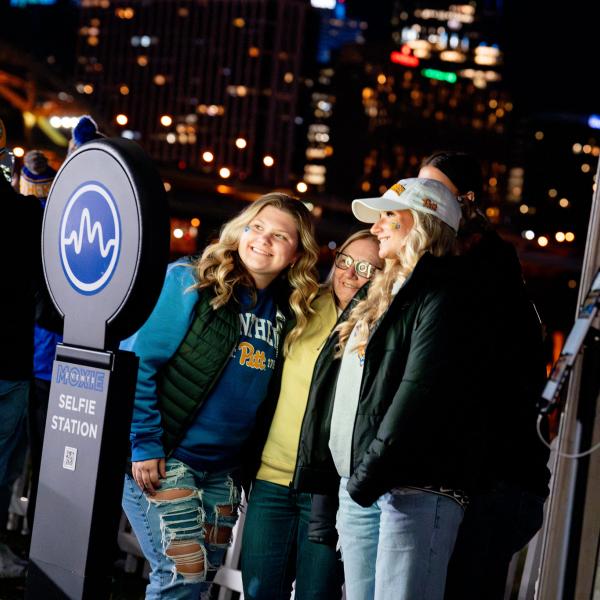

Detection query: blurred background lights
(235, 137), (247, 149)
(296, 181), (308, 193)
(160, 115), (173, 127)
(219, 167), (231, 178)
(202, 151), (214, 163)
(263, 155), (275, 167)
(537, 236), (549, 247)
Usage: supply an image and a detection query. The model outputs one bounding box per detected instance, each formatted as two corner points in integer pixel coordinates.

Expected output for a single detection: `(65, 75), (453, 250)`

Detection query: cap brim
(352, 196), (410, 223)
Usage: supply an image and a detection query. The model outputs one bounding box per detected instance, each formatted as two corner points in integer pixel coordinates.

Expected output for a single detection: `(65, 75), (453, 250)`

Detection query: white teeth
(251, 246), (270, 256)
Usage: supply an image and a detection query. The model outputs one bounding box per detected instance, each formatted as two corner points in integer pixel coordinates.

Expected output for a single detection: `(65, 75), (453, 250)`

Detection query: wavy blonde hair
(336, 210), (456, 355)
(193, 193), (319, 355)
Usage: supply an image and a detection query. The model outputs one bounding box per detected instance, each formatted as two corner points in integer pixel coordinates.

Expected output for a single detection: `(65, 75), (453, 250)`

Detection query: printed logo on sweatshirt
(238, 313), (281, 352)
(238, 342), (267, 370)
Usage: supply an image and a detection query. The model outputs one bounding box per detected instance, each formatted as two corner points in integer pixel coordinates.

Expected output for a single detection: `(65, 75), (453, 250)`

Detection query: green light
(421, 69), (457, 84)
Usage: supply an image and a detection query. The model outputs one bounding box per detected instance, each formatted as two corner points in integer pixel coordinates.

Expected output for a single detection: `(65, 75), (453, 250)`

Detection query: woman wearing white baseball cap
(294, 177), (475, 600)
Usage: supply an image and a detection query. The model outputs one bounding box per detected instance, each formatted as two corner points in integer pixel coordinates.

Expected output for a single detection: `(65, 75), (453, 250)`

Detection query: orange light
(191, 217), (200, 227)
(120, 84), (130, 95)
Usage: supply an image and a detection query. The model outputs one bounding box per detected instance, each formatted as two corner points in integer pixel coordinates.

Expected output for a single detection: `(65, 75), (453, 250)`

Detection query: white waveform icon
(62, 208), (117, 257)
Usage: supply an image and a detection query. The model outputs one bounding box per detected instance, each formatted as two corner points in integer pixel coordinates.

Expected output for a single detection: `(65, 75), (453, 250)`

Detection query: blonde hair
(336, 210), (456, 355)
(193, 193), (319, 355)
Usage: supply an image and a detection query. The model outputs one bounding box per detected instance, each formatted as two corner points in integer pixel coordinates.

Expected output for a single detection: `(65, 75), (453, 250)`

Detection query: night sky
(347, 0), (600, 118)
(2, 0), (599, 118)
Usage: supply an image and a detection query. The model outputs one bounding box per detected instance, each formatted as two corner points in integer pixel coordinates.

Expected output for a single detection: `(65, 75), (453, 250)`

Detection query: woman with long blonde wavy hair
(294, 178), (476, 600)
(121, 193), (319, 600)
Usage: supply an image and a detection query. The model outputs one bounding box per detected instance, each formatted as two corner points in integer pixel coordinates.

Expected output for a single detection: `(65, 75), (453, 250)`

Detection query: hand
(132, 458), (166, 495)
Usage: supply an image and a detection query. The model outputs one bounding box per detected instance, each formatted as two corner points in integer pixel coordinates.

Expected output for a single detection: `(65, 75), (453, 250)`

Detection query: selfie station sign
(27, 139), (169, 599)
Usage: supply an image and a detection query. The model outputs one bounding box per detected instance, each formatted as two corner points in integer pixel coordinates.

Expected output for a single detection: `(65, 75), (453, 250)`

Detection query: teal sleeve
(120, 259), (198, 462)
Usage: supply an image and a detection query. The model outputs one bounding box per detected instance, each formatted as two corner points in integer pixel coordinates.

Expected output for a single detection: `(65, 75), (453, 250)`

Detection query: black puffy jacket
(294, 252), (480, 507)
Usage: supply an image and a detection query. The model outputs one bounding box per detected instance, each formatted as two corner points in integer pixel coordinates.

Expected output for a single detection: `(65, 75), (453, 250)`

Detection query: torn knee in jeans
(205, 503), (239, 545)
(152, 488), (196, 502)
(165, 540), (206, 580)
(215, 503), (238, 518)
(205, 522), (233, 545)
(151, 487), (207, 583)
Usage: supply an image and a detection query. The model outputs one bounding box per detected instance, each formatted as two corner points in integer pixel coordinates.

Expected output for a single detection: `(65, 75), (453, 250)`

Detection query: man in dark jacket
(419, 151), (550, 600)
(0, 141), (43, 577)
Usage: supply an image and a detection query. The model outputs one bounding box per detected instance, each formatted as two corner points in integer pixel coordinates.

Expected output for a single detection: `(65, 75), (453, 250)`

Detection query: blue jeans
(122, 458), (241, 600)
(0, 379), (29, 528)
(337, 478), (464, 600)
(444, 482), (546, 600)
(0, 380), (29, 485)
(241, 480), (343, 600)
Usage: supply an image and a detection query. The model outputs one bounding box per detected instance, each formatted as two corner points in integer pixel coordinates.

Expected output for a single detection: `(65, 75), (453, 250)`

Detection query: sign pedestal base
(26, 346), (138, 600)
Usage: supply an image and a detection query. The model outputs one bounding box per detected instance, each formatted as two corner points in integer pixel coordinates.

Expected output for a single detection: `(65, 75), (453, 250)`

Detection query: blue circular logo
(59, 182), (121, 295)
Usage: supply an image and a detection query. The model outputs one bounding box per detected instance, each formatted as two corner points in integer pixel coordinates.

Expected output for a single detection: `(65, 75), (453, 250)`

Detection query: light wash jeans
(122, 458), (241, 600)
(337, 478), (464, 600)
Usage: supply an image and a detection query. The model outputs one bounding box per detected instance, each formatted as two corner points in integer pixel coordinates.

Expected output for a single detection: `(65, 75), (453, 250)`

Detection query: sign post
(26, 139), (169, 599)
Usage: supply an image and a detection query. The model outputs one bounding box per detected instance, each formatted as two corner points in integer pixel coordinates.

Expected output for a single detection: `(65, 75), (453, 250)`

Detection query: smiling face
(237, 205), (300, 289)
(332, 237), (382, 309)
(370, 209), (415, 259)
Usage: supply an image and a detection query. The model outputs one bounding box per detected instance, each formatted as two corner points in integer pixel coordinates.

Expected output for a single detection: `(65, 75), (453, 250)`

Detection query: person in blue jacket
(121, 193), (319, 600)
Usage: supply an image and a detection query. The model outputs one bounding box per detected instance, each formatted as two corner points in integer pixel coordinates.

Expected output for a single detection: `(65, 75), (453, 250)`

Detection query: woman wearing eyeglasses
(293, 178), (475, 600)
(241, 230), (383, 600)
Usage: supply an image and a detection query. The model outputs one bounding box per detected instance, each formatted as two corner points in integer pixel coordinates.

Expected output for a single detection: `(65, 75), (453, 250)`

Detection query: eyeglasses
(335, 251), (380, 280)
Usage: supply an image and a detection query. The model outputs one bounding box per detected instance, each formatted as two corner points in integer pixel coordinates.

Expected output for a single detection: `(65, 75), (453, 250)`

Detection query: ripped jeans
(122, 458), (241, 600)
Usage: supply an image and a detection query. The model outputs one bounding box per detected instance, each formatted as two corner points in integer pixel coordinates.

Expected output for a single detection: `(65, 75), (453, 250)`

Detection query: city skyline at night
(0, 0), (598, 333)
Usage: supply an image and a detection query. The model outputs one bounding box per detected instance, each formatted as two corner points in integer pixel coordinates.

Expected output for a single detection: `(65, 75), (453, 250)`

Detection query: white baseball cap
(352, 177), (461, 233)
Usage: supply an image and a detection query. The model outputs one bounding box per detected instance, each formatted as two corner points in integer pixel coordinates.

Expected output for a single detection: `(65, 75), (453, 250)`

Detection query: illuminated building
(328, 1), (511, 212)
(299, 0), (367, 192)
(75, 0), (308, 186)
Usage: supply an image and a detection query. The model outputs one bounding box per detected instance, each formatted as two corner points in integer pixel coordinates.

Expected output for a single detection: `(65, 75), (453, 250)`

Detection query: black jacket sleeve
(308, 493), (339, 546)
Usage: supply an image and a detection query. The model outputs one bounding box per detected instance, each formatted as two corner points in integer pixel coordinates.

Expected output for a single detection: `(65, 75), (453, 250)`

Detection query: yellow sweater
(256, 292), (338, 486)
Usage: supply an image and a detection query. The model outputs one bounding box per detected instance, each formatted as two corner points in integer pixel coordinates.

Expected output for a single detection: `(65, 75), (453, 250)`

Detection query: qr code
(63, 446), (77, 471)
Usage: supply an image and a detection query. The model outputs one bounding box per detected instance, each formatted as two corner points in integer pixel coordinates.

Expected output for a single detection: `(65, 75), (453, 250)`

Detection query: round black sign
(42, 138), (170, 350)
